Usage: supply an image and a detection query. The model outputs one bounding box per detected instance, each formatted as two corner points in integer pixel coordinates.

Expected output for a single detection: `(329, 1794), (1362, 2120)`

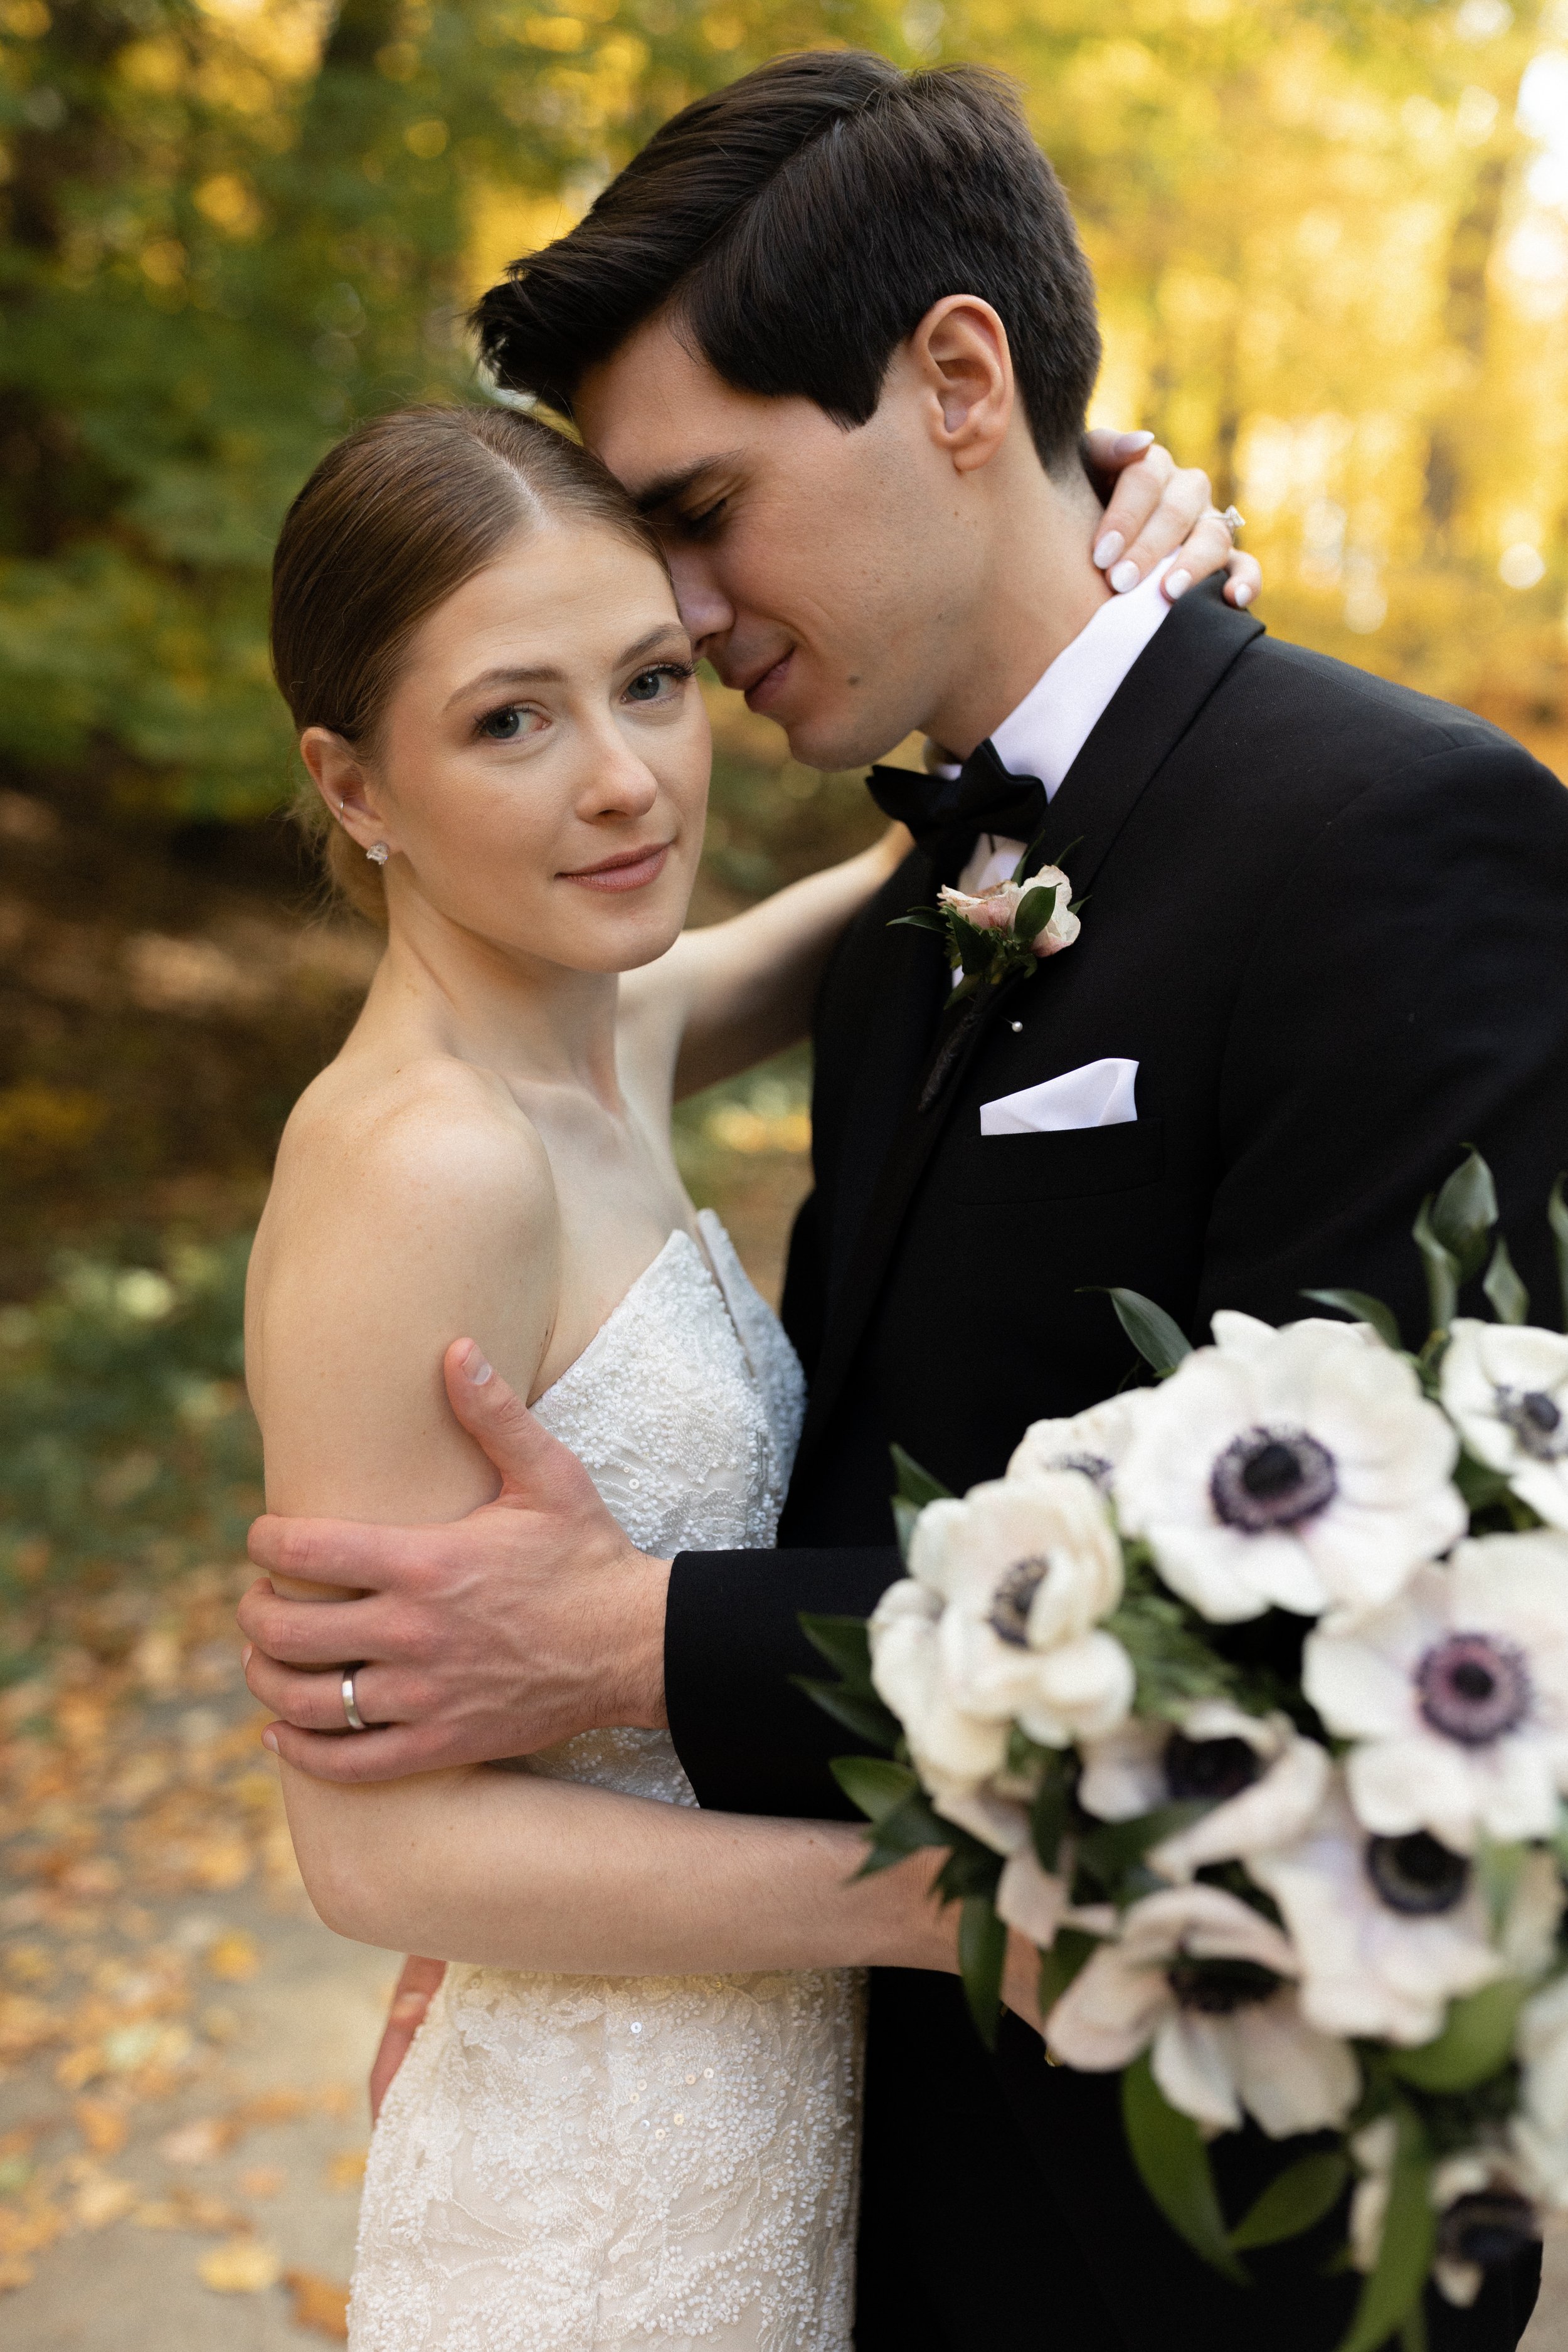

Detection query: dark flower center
(1052, 1450), (1115, 1494)
(1365, 1831), (1471, 1915)
(1165, 1733), (1263, 1804)
(988, 1557), (1049, 1648)
(1439, 2191), (1539, 2272)
(1166, 1954), (1283, 2015)
(1417, 1632), (1532, 1746)
(1210, 1426), (1338, 1533)
(1495, 1385), (1568, 1463)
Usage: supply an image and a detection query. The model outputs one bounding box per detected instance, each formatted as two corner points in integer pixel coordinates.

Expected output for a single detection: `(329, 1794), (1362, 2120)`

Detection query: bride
(246, 399), (985, 2351)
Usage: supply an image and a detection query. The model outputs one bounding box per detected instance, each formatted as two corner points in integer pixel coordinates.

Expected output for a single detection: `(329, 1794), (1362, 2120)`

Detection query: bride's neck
(364, 886), (623, 1102)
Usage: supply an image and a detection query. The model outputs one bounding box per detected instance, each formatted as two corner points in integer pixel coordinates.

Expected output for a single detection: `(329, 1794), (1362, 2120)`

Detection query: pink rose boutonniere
(893, 847), (1084, 1007)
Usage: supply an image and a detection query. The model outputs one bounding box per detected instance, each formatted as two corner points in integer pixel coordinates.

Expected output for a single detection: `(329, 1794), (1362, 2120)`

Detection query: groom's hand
(238, 1340), (672, 1782)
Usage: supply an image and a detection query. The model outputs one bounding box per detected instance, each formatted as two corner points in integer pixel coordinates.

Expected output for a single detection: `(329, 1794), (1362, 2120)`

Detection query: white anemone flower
(1305, 1536), (1568, 1853)
(1114, 1312), (1465, 1624)
(1512, 1973), (1568, 2210)
(1044, 1882), (1358, 2137)
(1248, 1781), (1505, 2046)
(1442, 1320), (1568, 1530)
(1075, 1702), (1330, 1882)
(993, 1844), (1117, 1949)
(1007, 1392), (1153, 1497)
(1350, 2128), (1537, 2307)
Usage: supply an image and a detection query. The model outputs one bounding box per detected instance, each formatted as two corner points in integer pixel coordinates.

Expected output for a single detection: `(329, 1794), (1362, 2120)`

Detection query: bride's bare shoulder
(272, 1051), (553, 1224)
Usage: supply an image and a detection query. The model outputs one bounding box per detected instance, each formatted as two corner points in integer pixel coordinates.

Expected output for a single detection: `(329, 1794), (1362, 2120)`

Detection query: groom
(242, 51), (1568, 2350)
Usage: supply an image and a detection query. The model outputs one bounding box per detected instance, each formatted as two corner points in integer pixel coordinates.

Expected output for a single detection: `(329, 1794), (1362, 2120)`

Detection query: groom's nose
(664, 547), (733, 657)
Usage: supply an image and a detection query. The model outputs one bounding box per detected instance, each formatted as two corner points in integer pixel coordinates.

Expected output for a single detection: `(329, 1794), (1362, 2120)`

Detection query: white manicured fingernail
(463, 1344), (493, 1385)
(262, 1727), (278, 1753)
(1110, 559), (1140, 594)
(1165, 569), (1191, 600)
(1234, 582), (1254, 607)
(1093, 531), (1124, 570)
(1114, 430), (1155, 456)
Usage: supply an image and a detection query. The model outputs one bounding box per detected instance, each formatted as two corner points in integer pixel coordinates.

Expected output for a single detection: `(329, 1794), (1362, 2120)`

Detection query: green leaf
(1085, 1286), (1193, 1375)
(1386, 1978), (1525, 2093)
(1453, 1449), (1513, 1512)
(1228, 2150), (1350, 2252)
(1483, 1236), (1530, 1326)
(1014, 884), (1055, 942)
(1301, 1289), (1404, 1351)
(888, 906), (949, 936)
(830, 1756), (918, 1825)
(798, 1613), (875, 1691)
(1401, 2304), (1429, 2352)
(1430, 1149), (1498, 1283)
(791, 1676), (900, 1752)
(1076, 1801), (1210, 1895)
(1333, 2107), (1434, 2352)
(892, 1495), (921, 1563)
(957, 1894), (1009, 2048)
(1121, 2052), (1249, 2285)
(1412, 1197), (1460, 1338)
(1550, 1176), (1568, 1335)
(890, 1444), (953, 1510)
(1037, 1924), (1101, 2015)
(1030, 1752), (1073, 1872)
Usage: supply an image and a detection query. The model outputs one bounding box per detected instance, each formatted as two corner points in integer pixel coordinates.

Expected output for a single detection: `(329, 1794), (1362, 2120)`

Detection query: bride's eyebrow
(447, 627), (689, 712)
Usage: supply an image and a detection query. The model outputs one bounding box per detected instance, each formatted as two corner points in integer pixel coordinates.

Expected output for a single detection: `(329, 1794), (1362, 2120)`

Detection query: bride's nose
(573, 727), (660, 822)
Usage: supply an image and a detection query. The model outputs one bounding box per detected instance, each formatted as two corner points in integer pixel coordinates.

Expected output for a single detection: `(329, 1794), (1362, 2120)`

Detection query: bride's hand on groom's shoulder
(238, 1342), (672, 1783)
(1082, 428), (1261, 610)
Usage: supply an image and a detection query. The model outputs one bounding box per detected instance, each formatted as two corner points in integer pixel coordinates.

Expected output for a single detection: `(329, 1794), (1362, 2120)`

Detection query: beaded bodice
(349, 1212), (861, 2352)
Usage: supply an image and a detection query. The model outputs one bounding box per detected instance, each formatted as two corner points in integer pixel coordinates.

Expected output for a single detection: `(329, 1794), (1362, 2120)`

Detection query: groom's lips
(740, 649), (794, 714)
(560, 842), (672, 894)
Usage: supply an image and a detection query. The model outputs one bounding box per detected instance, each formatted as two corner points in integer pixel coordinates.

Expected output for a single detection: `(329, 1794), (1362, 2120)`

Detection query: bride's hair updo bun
(270, 402), (670, 920)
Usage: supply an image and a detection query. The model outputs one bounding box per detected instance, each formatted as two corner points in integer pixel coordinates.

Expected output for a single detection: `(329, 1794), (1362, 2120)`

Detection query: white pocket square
(979, 1057), (1138, 1136)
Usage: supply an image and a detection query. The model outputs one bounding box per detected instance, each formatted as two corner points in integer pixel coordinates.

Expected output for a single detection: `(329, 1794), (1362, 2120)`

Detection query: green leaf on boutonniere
(887, 906), (949, 936)
(1227, 2149), (1349, 2252)
(1121, 2052), (1249, 2284)
(1014, 884), (1056, 943)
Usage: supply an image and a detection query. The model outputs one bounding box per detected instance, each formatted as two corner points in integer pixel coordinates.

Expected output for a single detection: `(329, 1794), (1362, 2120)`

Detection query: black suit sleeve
(665, 1544), (900, 1816)
(1197, 738), (1568, 1341)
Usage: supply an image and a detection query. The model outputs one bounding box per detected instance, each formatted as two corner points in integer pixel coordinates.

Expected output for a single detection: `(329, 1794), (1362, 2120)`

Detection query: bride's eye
(622, 662), (693, 707)
(476, 704), (543, 741)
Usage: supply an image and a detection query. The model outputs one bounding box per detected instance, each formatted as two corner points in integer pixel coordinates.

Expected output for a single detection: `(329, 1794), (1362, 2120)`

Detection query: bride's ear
(300, 726), (394, 860)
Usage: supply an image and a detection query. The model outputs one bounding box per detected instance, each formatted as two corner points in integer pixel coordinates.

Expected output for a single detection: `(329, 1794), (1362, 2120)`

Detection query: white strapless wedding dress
(348, 1212), (863, 2352)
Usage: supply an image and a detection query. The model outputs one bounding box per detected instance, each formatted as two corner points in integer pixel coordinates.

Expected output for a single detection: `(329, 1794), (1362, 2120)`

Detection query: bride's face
(310, 517), (709, 975)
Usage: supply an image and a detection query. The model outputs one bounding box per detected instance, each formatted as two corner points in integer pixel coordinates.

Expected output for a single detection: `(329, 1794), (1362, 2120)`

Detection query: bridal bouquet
(803, 1153), (1568, 2349)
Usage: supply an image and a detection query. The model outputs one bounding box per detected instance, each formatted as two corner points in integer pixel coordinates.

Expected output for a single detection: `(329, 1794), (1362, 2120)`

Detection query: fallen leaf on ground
(73, 2097), (129, 2156)
(238, 2164), (287, 2198)
(159, 2116), (231, 2165)
(199, 2235), (280, 2292)
(323, 2148), (366, 2191)
(73, 2174), (135, 2228)
(0, 2255), (34, 2292)
(283, 2267), (350, 2339)
(206, 1929), (260, 1981)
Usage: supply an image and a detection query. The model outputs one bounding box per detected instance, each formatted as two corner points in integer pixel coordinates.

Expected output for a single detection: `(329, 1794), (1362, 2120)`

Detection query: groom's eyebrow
(628, 454), (743, 517)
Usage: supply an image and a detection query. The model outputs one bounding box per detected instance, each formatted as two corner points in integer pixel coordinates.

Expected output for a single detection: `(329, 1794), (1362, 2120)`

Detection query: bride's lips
(559, 842), (672, 894)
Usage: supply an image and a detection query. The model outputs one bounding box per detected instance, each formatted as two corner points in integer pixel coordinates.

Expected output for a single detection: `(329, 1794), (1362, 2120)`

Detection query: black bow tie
(866, 738), (1049, 859)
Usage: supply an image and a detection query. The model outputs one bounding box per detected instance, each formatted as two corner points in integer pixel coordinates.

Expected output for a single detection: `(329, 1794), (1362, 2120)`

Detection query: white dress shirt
(948, 557), (1175, 897)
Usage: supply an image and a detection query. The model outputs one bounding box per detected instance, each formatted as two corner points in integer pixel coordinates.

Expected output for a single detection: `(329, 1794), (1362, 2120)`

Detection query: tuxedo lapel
(793, 581), (1264, 1481)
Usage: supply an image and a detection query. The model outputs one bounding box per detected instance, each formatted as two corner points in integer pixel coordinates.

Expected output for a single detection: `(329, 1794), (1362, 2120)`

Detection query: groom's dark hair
(473, 51), (1101, 472)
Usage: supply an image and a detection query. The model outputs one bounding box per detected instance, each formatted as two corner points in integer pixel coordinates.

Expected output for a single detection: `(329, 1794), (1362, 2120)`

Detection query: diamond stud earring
(366, 841), (389, 867)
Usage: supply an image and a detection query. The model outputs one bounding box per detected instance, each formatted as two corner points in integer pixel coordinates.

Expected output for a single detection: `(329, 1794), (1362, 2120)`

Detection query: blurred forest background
(5, 4), (1568, 2334)
(4, 0), (1568, 1656)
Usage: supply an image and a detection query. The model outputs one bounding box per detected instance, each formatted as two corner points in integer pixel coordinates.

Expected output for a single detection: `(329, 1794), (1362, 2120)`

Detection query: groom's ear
(908, 295), (1015, 477)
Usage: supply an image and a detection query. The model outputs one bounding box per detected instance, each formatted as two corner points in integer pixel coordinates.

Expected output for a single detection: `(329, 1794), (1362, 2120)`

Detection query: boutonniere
(892, 842), (1084, 1007)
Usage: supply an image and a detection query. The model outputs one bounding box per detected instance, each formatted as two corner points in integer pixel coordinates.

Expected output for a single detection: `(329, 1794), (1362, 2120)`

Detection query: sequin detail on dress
(348, 1214), (862, 2352)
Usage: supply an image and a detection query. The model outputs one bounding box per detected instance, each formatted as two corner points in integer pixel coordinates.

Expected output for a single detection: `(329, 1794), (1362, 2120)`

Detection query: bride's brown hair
(270, 402), (670, 921)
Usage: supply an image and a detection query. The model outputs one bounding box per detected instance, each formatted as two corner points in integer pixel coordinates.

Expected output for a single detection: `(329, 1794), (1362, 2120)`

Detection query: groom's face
(576, 315), (980, 772)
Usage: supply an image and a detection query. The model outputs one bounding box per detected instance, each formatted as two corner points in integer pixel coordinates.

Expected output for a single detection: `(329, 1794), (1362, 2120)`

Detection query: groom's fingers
(260, 1716), (443, 1783)
(242, 1643), (414, 1731)
(440, 1338), (603, 1514)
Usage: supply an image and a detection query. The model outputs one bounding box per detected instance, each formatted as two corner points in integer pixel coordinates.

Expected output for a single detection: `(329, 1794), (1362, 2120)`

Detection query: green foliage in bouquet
(805, 1153), (1568, 2347)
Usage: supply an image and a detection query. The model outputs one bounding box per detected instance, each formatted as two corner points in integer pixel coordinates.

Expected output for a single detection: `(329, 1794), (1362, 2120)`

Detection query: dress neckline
(531, 1220), (722, 1412)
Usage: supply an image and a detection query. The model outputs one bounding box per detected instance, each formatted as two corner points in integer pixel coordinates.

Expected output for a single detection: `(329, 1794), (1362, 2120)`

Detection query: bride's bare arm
(618, 823), (911, 1101)
(281, 1760), (958, 1976)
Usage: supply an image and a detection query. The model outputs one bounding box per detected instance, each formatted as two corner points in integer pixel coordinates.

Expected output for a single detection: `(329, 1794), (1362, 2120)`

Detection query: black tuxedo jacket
(666, 585), (1568, 2349)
